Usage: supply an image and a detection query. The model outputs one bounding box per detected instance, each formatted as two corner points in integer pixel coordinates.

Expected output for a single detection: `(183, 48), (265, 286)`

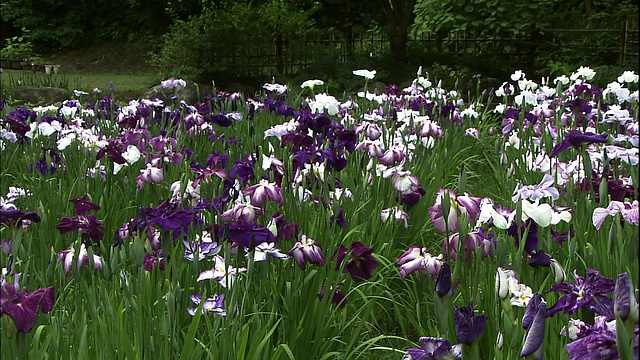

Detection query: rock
(144, 81), (199, 104)
(10, 86), (70, 105)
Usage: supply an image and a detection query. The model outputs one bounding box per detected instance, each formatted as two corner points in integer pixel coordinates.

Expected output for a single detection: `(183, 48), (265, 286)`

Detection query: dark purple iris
(56, 214), (105, 243)
(547, 268), (615, 320)
(0, 280), (54, 333)
(0, 208), (41, 228)
(333, 242), (378, 282)
(453, 302), (488, 346)
(317, 283), (348, 308)
(69, 194), (100, 215)
(549, 130), (608, 158)
(224, 221), (275, 248)
(330, 207), (347, 228)
(434, 261), (452, 298)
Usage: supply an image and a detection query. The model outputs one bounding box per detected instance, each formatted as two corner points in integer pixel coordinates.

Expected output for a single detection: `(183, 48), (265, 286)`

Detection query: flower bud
(496, 267), (511, 300)
(549, 258), (567, 284)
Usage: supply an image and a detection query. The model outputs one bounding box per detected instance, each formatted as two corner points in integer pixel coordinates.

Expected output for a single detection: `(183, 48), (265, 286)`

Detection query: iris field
(0, 67), (638, 359)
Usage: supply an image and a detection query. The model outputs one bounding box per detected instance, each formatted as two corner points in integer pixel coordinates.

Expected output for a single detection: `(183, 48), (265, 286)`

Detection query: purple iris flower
(229, 156), (255, 186)
(187, 293), (226, 316)
(241, 179), (284, 207)
(330, 207), (347, 228)
(269, 212), (299, 242)
(145, 204), (195, 240)
(183, 239), (221, 261)
(56, 214), (105, 243)
(224, 221), (275, 248)
(512, 174), (559, 202)
(521, 293), (547, 359)
(0, 208), (40, 228)
(435, 262), (453, 298)
(0, 280), (54, 333)
(547, 268), (615, 320)
(443, 230), (494, 260)
(333, 242), (379, 283)
(143, 250), (167, 272)
(317, 283), (348, 309)
(614, 272), (639, 322)
(57, 243), (104, 275)
(564, 316), (632, 360)
(528, 249), (552, 268)
(549, 130), (608, 158)
(69, 194), (100, 215)
(454, 302), (488, 346)
(429, 189), (482, 233)
(287, 235), (326, 270)
(396, 246), (443, 279)
(402, 337), (462, 360)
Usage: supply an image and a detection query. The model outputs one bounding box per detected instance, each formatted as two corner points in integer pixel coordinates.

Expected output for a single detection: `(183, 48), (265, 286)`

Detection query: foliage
(0, 0), (171, 49)
(152, 0), (317, 83)
(412, 0), (548, 36)
(0, 28), (35, 60)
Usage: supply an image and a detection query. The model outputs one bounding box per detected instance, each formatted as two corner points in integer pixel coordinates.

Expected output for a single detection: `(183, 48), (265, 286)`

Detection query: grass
(1, 69), (157, 93)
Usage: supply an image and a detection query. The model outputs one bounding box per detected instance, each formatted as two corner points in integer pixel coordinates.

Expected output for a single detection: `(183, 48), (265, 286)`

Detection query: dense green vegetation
(1, 0), (637, 86)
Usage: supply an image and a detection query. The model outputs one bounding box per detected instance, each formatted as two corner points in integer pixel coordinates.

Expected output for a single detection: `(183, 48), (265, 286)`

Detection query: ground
(42, 39), (157, 75)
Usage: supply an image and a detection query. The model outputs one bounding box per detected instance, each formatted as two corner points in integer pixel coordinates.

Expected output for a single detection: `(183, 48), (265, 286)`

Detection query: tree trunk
(379, 0), (416, 66)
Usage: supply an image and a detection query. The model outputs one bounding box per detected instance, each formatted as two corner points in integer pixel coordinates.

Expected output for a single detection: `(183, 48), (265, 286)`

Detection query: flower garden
(0, 66), (638, 359)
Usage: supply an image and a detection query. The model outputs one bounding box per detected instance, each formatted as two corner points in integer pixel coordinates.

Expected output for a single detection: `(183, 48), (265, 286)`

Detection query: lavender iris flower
(0, 280), (54, 332)
(186, 293), (226, 316)
(512, 174), (560, 202)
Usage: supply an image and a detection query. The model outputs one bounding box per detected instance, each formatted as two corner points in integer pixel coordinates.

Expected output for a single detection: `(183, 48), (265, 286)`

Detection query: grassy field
(1, 69), (157, 94)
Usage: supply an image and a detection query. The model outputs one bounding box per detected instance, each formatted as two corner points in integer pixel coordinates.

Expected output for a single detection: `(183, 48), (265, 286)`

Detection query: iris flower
(520, 293), (547, 359)
(428, 189), (482, 233)
(564, 316), (625, 360)
(57, 243), (104, 275)
(0, 279), (54, 332)
(512, 174), (560, 202)
(453, 302), (488, 346)
(614, 272), (639, 322)
(250, 242), (289, 262)
(549, 130), (608, 158)
(592, 200), (639, 230)
(402, 337), (461, 360)
(333, 242), (378, 282)
(396, 247), (443, 279)
(225, 221), (275, 248)
(317, 283), (348, 309)
(197, 255), (246, 288)
(187, 293), (226, 316)
(352, 69), (376, 80)
(547, 268), (615, 319)
(287, 235), (326, 270)
(241, 179), (284, 207)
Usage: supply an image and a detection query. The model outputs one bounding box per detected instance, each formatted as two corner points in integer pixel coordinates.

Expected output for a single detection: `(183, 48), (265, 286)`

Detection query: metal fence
(209, 21), (639, 78)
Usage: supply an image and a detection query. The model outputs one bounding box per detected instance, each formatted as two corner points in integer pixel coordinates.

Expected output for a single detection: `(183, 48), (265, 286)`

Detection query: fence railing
(209, 21), (639, 78)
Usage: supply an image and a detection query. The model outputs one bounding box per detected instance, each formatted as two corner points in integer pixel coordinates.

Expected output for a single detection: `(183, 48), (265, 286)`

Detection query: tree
(379, 0), (417, 65)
